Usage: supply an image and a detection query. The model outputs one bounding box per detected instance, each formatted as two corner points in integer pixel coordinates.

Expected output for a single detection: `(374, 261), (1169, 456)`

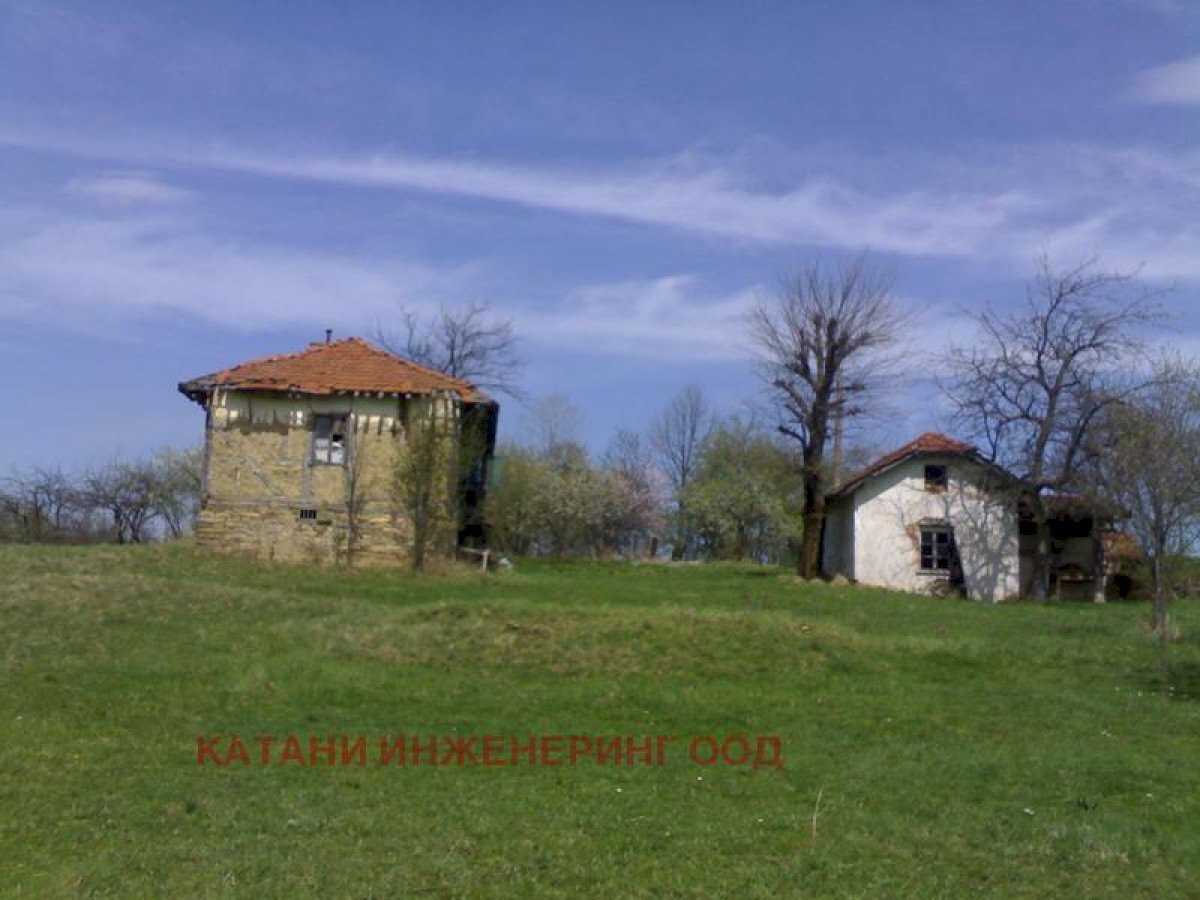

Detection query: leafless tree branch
(748, 251), (909, 576)
(378, 300), (524, 400)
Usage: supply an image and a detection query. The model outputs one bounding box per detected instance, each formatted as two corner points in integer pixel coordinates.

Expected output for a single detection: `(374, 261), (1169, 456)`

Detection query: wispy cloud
(528, 275), (976, 368)
(216, 149), (1036, 260)
(176, 142), (1200, 284)
(0, 197), (754, 364)
(0, 204), (473, 335)
(4, 128), (1200, 284)
(0, 129), (1028, 257)
(522, 276), (759, 362)
(65, 170), (191, 204)
(2, 129), (1200, 363)
(1127, 54), (1200, 105)
(0, 199), (761, 362)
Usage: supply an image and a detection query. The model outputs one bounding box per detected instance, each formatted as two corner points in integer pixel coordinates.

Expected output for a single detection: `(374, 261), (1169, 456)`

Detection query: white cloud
(3, 129), (1199, 284)
(206, 148), (1042, 261)
(522, 276), (759, 362)
(0, 132), (1033, 258)
(65, 170), (192, 204)
(1127, 54), (1200, 105)
(0, 200), (760, 361)
(0, 205), (474, 334)
(2, 131), (1200, 362)
(1, 196), (1194, 372)
(523, 277), (981, 368)
(225, 145), (1200, 282)
(0, 202), (759, 362)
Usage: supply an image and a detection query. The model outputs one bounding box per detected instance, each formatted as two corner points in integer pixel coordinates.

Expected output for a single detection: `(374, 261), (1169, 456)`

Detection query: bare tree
(378, 300), (523, 399)
(83, 460), (161, 544)
(602, 429), (666, 555)
(0, 467), (82, 542)
(604, 429), (656, 487)
(1, 450), (201, 545)
(651, 386), (710, 495)
(1093, 358), (1200, 639)
(525, 393), (583, 456)
(749, 253), (907, 577)
(150, 447), (203, 539)
(944, 255), (1163, 599)
(650, 385), (712, 559)
(0, 485), (17, 541)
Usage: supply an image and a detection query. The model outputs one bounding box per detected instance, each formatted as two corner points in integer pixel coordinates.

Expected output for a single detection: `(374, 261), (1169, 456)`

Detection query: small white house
(820, 432), (1113, 603)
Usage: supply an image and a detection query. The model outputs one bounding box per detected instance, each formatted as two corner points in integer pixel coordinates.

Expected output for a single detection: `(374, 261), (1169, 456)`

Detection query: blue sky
(1, 0), (1199, 470)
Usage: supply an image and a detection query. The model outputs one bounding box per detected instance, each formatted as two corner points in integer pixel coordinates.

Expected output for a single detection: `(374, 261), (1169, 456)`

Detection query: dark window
(920, 525), (953, 571)
(924, 464), (947, 492)
(299, 508), (317, 520)
(312, 414), (348, 465)
(1049, 516), (1093, 540)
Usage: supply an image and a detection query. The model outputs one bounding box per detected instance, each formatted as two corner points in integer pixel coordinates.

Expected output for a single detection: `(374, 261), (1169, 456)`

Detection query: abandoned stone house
(179, 337), (497, 566)
(820, 432), (1129, 603)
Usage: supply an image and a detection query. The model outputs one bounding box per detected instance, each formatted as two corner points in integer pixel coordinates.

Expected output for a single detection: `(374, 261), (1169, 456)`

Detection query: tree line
(434, 256), (1198, 639)
(483, 396), (805, 563)
(0, 448), (203, 544)
(7, 254), (1199, 639)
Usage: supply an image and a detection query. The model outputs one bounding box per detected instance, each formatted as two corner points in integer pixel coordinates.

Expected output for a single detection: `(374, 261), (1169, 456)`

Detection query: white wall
(847, 456), (1021, 602)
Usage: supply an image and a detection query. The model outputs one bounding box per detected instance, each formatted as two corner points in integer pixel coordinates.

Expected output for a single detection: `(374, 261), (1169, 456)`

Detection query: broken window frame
(919, 524), (953, 572)
(311, 413), (349, 466)
(924, 464), (948, 493)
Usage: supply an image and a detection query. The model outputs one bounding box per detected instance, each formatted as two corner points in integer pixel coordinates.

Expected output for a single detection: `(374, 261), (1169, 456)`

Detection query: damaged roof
(829, 432), (1125, 521)
(829, 431), (1012, 498)
(178, 337), (485, 404)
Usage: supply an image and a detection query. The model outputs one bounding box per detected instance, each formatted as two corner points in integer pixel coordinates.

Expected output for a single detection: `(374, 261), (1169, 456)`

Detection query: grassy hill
(2, 543), (1199, 897)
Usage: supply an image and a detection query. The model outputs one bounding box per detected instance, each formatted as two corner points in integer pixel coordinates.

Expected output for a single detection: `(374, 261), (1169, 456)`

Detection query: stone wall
(195, 500), (411, 566)
(195, 390), (460, 566)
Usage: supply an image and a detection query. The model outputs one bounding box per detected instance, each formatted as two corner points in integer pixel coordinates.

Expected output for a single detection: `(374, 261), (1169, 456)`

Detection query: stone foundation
(196, 500), (415, 567)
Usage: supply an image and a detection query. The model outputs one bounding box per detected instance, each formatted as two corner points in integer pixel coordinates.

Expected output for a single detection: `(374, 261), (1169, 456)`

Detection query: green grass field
(3, 543), (1199, 897)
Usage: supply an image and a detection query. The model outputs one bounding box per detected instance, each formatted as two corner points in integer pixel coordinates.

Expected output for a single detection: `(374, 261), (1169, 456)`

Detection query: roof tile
(180, 337), (483, 402)
(832, 432), (978, 496)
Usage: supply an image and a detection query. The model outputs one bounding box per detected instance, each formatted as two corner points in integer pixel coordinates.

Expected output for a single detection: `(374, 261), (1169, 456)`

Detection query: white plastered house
(820, 432), (1115, 603)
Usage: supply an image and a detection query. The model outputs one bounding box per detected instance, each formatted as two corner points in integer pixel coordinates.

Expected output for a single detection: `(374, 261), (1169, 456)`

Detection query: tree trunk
(798, 474), (824, 578)
(734, 522), (748, 562)
(798, 512), (822, 577)
(1152, 553), (1170, 640)
(672, 502), (688, 561)
(411, 526), (427, 572)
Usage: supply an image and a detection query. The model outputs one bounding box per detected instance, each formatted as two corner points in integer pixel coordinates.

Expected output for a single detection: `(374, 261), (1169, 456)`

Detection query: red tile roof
(179, 337), (484, 403)
(830, 432), (988, 497)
